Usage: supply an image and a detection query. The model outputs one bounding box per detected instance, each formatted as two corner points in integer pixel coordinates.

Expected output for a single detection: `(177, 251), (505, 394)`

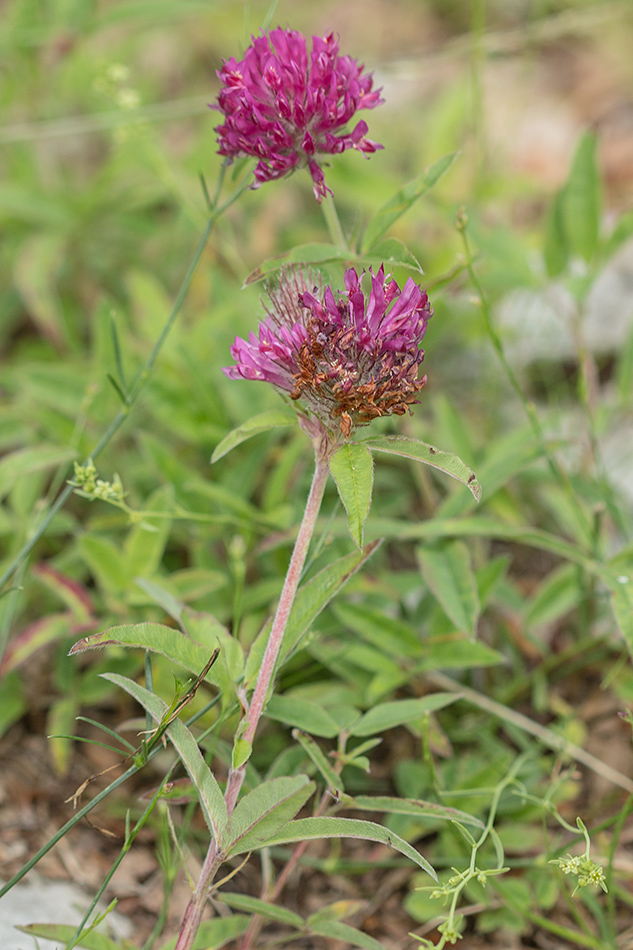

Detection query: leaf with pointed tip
(157, 915), (250, 950)
(561, 132), (600, 262)
(329, 443), (374, 548)
(216, 892), (304, 928)
(224, 775), (315, 856)
(16, 926), (132, 950)
(359, 237), (423, 273)
(417, 540), (480, 637)
(101, 673), (227, 845)
(363, 435), (481, 501)
(244, 244), (350, 285)
(69, 621), (235, 701)
(257, 816), (436, 879)
(211, 409), (297, 463)
(266, 695), (340, 738)
(292, 729), (342, 790)
(351, 694), (458, 737)
(348, 795), (484, 828)
(309, 918), (387, 950)
(362, 153), (458, 251)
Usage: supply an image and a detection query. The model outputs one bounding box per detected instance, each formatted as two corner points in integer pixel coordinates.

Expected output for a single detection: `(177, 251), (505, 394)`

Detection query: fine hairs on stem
(174, 436), (332, 950)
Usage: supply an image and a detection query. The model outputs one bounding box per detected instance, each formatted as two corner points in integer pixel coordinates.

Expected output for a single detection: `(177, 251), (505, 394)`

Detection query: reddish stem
(174, 439), (331, 950)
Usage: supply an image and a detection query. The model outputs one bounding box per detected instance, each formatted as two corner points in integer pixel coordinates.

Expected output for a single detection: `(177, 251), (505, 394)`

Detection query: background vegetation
(1, 0), (633, 948)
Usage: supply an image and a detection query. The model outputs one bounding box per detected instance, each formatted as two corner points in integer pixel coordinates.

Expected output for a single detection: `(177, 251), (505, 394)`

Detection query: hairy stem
(174, 438), (331, 950)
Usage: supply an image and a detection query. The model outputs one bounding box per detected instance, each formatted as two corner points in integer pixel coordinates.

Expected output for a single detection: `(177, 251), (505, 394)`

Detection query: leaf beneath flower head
(362, 435), (481, 502)
(211, 408), (297, 463)
(362, 153), (458, 252)
(329, 443), (374, 549)
(244, 243), (351, 285)
(357, 237), (423, 273)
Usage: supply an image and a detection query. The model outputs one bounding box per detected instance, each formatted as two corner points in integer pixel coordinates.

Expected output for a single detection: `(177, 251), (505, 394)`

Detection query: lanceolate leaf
(348, 795), (484, 829)
(257, 817), (436, 879)
(362, 153), (458, 251)
(211, 408), (297, 463)
(101, 673), (228, 845)
(292, 729), (342, 791)
(244, 243), (351, 284)
(416, 540), (480, 636)
(266, 695), (340, 738)
(350, 694), (458, 737)
(611, 581), (633, 658)
(363, 435), (481, 501)
(308, 918), (387, 950)
(224, 775), (315, 856)
(329, 442), (374, 548)
(561, 132), (600, 262)
(244, 541), (381, 685)
(69, 622), (231, 694)
(358, 237), (423, 273)
(216, 892), (304, 928)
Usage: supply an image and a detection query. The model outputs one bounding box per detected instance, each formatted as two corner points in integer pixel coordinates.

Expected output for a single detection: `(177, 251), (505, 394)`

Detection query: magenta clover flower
(224, 266), (432, 438)
(214, 28), (384, 201)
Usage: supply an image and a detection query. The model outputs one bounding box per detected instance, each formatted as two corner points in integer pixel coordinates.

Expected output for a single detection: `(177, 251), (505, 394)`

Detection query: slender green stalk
(65, 767), (176, 950)
(0, 176), (251, 604)
(321, 192), (348, 251)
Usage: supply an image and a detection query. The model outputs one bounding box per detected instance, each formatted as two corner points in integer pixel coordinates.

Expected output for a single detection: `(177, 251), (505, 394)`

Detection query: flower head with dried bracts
(224, 266), (432, 438)
(214, 28), (384, 201)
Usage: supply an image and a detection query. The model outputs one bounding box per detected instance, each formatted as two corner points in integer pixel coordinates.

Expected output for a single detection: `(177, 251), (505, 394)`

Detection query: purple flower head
(224, 266), (432, 438)
(214, 28), (384, 201)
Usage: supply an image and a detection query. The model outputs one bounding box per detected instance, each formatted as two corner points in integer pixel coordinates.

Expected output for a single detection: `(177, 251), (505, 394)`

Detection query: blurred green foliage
(2, 0), (633, 948)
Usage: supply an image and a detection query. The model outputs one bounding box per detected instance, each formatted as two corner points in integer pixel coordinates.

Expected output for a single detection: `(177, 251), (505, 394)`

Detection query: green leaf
(70, 622), (231, 694)
(0, 670), (27, 735)
(244, 541), (381, 685)
(611, 579), (633, 658)
(361, 517), (602, 577)
(244, 243), (351, 284)
(420, 634), (504, 671)
(157, 915), (250, 950)
(78, 535), (130, 595)
(363, 435), (481, 501)
(349, 795), (484, 828)
(257, 816), (436, 879)
(523, 563), (580, 629)
(561, 132), (600, 262)
(416, 540), (480, 636)
(362, 153), (458, 251)
(211, 409), (297, 463)
(101, 673), (228, 845)
(266, 695), (340, 738)
(333, 602), (421, 658)
(292, 729), (342, 790)
(359, 237), (422, 272)
(308, 918), (387, 950)
(351, 694), (458, 737)
(329, 443), (374, 548)
(438, 427), (543, 518)
(224, 775), (315, 856)
(0, 445), (75, 501)
(17, 925), (130, 950)
(216, 892), (304, 928)
(2, 614), (71, 674)
(13, 232), (67, 345)
(544, 189), (569, 278)
(124, 486), (173, 578)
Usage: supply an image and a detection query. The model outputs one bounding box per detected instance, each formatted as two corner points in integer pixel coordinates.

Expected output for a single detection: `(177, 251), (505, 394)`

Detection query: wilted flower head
(214, 28), (383, 201)
(224, 266), (432, 438)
